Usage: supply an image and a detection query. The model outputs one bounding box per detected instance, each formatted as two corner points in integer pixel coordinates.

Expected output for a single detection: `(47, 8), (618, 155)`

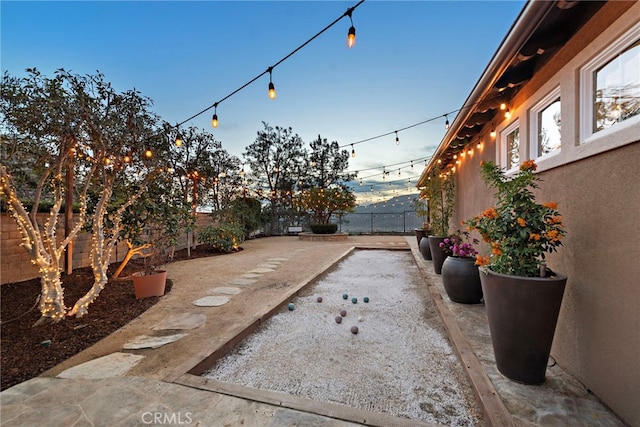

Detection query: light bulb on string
(268, 68), (276, 100)
(395, 131), (400, 145)
(346, 9), (356, 48)
(505, 108), (511, 119)
(211, 104), (219, 128)
(175, 133), (183, 147)
(351, 144), (356, 158)
(145, 149), (153, 158)
(445, 115), (450, 129)
(500, 101), (507, 111)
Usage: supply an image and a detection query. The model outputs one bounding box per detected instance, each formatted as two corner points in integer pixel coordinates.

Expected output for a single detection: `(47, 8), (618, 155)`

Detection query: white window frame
(580, 22), (640, 145)
(499, 119), (520, 173)
(530, 87), (561, 161)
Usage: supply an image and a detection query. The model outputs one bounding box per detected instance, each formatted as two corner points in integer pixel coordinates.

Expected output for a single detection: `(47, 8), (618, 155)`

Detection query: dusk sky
(1, 1), (525, 204)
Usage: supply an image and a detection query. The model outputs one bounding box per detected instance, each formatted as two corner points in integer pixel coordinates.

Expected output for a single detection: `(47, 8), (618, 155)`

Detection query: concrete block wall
(1, 212), (217, 285)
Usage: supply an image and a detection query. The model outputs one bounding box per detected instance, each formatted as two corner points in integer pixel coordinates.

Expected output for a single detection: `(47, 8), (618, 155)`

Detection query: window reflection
(538, 99), (561, 155)
(594, 40), (640, 132)
(507, 128), (520, 169)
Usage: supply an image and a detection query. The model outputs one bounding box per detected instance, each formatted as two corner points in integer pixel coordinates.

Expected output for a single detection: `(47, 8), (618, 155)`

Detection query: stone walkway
(0, 235), (627, 426)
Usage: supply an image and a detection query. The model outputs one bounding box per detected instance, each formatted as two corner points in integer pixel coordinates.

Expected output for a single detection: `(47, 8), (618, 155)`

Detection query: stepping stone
(193, 296), (230, 307)
(211, 286), (241, 295)
(242, 273), (261, 279)
(152, 313), (206, 330)
(123, 334), (187, 350)
(229, 278), (257, 286)
(57, 352), (144, 379)
(257, 262), (279, 269)
(248, 267), (274, 274)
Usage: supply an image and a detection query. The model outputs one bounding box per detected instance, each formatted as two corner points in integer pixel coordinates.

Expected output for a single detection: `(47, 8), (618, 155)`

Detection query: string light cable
(175, 0), (366, 130)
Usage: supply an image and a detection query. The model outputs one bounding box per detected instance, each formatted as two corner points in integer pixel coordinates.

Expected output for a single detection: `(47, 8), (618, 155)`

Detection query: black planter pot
(414, 228), (428, 246)
(418, 236), (432, 260)
(480, 267), (567, 384)
(441, 257), (482, 304)
(428, 236), (447, 274)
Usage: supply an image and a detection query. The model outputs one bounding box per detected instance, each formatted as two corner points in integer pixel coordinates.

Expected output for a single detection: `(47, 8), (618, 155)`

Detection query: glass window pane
(507, 128), (519, 169)
(538, 98), (561, 155)
(594, 39), (640, 132)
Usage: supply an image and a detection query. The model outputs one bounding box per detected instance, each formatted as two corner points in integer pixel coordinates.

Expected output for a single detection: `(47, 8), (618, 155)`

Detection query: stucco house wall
(451, 3), (639, 424)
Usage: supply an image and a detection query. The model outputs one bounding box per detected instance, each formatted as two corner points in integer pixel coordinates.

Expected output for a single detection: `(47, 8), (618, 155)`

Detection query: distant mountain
(355, 193), (420, 213)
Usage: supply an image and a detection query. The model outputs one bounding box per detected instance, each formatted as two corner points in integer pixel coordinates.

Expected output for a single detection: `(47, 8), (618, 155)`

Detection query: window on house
(538, 100), (561, 155)
(581, 23), (640, 143)
(500, 120), (520, 170)
(507, 128), (520, 169)
(594, 39), (640, 132)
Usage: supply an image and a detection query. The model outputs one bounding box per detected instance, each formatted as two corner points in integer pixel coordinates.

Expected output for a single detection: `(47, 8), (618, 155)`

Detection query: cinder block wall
(1, 212), (215, 285)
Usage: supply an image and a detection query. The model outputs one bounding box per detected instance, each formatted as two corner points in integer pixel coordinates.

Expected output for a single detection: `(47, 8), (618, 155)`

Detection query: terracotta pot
(132, 270), (167, 299)
(441, 257), (482, 304)
(427, 236), (447, 274)
(418, 236), (432, 260)
(480, 267), (567, 384)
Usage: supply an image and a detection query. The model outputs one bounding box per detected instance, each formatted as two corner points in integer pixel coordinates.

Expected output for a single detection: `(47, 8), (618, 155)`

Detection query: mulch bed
(0, 245), (231, 391)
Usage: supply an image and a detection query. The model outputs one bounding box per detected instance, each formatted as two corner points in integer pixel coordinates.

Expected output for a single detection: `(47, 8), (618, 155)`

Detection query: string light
(500, 101), (507, 111)
(145, 149), (153, 158)
(268, 67), (277, 100)
(351, 144), (356, 158)
(505, 108), (511, 119)
(395, 131), (400, 145)
(175, 133), (183, 147)
(346, 8), (356, 48)
(445, 115), (450, 129)
(211, 104), (219, 128)
(490, 125), (496, 138)
(174, 1), (365, 131)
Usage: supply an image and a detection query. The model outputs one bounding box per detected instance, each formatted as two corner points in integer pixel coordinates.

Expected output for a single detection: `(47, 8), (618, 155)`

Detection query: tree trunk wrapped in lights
(68, 180), (150, 317)
(0, 163), (92, 324)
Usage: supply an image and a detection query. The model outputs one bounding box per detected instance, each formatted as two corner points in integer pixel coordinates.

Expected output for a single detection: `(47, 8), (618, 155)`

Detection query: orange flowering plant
(464, 160), (565, 277)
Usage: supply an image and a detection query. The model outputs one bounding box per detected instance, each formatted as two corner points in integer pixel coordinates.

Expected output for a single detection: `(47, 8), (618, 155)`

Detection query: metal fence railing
(266, 211), (423, 235)
(332, 211), (422, 234)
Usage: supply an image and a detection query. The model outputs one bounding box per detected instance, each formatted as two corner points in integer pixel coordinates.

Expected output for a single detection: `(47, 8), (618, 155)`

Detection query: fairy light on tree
(0, 69), (96, 324)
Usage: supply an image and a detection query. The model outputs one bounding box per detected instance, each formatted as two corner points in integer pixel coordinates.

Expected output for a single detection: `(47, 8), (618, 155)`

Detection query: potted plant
(116, 176), (193, 299)
(465, 160), (566, 384)
(439, 230), (482, 304)
(411, 197), (433, 259)
(293, 186), (355, 234)
(421, 168), (456, 274)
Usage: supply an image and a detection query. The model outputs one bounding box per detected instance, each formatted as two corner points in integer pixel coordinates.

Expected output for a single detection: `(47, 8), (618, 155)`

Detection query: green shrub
(310, 223), (338, 234)
(197, 223), (245, 253)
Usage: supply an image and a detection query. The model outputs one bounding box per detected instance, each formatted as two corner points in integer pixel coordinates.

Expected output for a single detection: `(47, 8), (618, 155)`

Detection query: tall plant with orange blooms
(465, 160), (565, 277)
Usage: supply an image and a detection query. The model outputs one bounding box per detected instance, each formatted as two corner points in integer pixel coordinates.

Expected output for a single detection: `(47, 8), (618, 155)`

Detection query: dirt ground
(0, 246), (229, 391)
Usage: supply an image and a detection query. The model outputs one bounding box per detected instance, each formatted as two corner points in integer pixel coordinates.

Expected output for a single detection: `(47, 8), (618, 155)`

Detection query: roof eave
(417, 0), (558, 188)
